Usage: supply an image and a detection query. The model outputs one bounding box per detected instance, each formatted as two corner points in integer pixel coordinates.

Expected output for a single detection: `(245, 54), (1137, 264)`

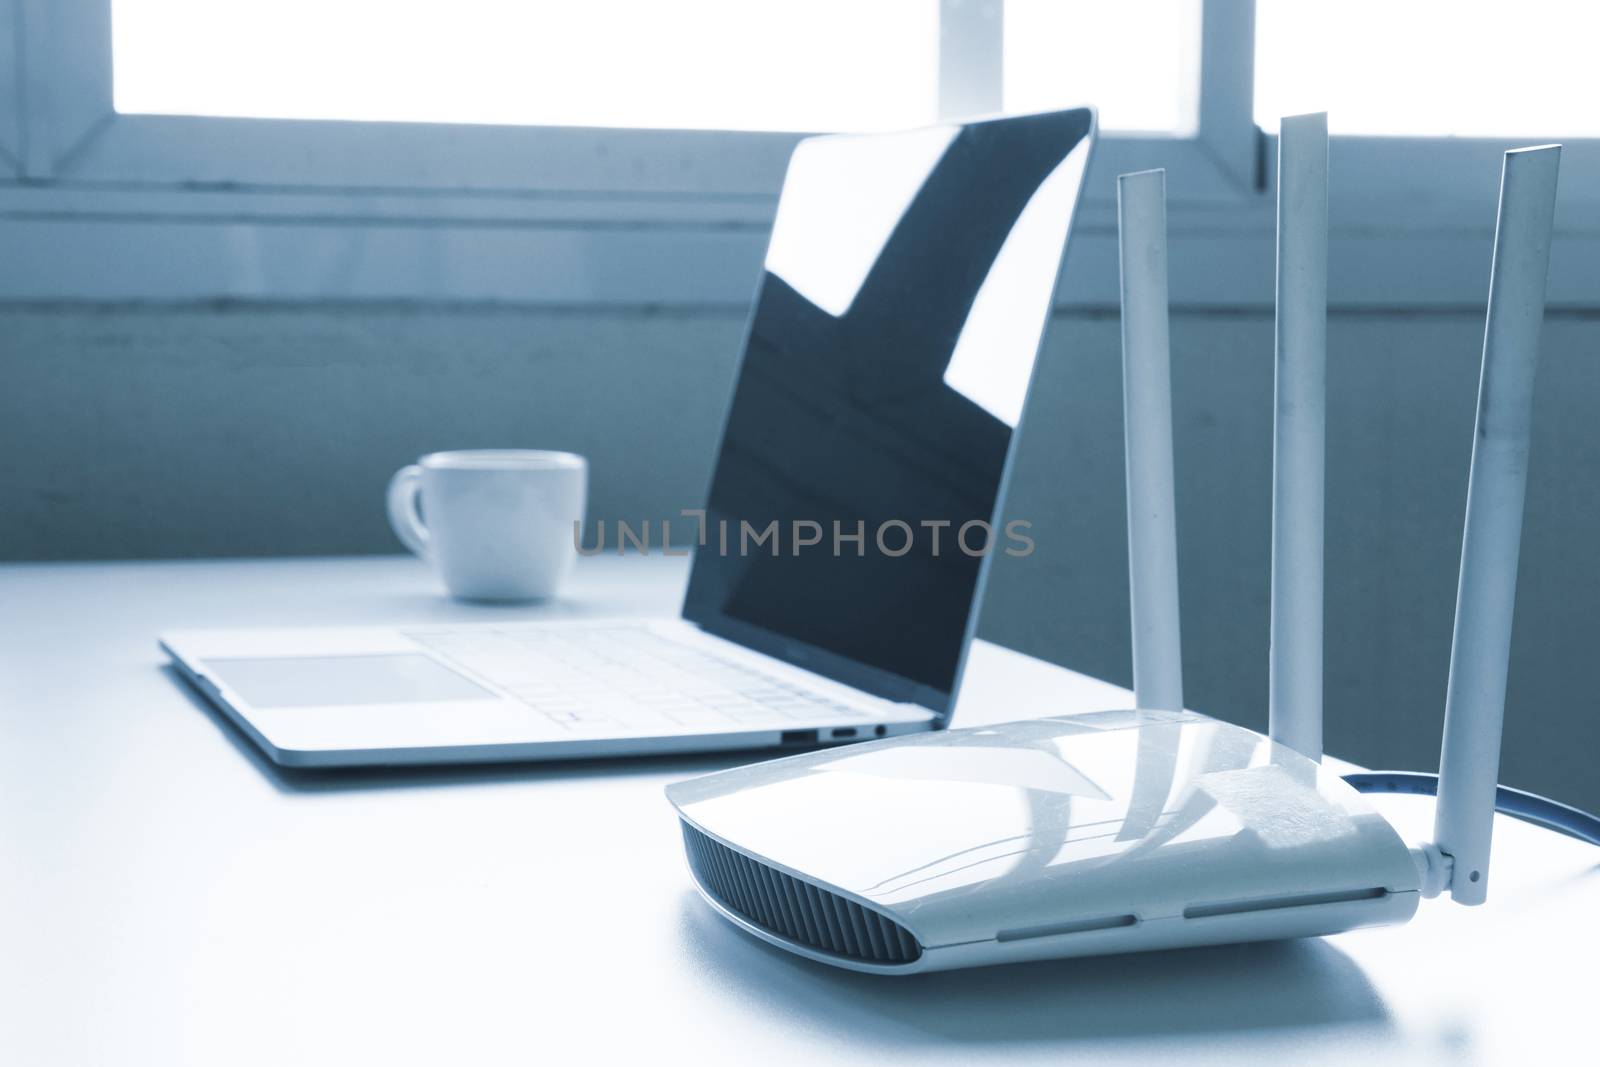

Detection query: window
(1005, 0), (1201, 135)
(5, 1), (1598, 308)
(113, 0), (941, 134)
(111, 0), (1207, 136)
(1255, 0), (1600, 137)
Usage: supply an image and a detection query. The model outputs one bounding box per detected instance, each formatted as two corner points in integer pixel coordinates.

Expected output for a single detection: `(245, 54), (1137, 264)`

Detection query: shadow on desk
(677, 892), (1392, 1046)
(165, 664), (773, 793)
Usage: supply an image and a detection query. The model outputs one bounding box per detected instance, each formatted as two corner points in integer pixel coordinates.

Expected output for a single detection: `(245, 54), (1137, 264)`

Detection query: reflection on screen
(684, 109), (1094, 713)
(764, 126), (959, 317)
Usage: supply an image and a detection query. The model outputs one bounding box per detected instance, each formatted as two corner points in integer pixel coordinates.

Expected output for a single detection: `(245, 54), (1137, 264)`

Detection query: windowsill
(4, 177), (1598, 309)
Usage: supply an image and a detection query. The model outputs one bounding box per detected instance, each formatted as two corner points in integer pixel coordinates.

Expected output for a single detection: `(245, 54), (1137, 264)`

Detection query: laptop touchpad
(203, 654), (497, 708)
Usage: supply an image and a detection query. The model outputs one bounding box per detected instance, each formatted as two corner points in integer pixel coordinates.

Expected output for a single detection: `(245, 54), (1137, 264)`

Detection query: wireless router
(666, 118), (1591, 973)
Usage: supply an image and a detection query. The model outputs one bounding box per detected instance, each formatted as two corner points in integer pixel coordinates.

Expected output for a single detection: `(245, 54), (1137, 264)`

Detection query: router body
(668, 712), (1420, 973)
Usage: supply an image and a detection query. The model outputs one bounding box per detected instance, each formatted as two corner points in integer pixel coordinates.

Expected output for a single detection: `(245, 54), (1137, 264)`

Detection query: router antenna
(1117, 169), (1183, 712)
(1268, 113), (1329, 761)
(1433, 144), (1561, 906)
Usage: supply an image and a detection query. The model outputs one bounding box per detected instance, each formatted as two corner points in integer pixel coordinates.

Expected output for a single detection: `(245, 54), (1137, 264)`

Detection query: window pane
(1256, 0), (1600, 137)
(112, 0), (938, 133)
(1004, 0), (1201, 135)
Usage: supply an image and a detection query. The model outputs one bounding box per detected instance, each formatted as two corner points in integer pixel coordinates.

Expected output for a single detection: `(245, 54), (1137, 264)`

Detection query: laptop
(162, 108), (1097, 767)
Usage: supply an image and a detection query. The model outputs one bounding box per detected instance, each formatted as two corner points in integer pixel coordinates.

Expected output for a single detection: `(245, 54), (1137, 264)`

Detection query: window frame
(10, 0), (1256, 195)
(3, 0), (1597, 308)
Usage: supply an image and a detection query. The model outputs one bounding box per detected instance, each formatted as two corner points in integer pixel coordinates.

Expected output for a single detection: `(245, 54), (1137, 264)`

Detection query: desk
(3, 555), (1595, 1066)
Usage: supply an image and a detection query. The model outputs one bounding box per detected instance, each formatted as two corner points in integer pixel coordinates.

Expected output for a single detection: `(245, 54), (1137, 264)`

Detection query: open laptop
(163, 108), (1097, 767)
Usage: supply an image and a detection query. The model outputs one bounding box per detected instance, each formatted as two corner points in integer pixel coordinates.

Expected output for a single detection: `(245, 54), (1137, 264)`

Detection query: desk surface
(3, 555), (1595, 1066)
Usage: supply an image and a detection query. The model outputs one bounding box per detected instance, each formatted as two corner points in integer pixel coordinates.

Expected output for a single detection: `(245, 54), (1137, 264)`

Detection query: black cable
(1344, 771), (1600, 848)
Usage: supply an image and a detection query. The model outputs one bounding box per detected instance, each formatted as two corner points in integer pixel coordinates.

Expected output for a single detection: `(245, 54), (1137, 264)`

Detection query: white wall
(2, 303), (747, 557)
(5, 301), (1599, 811)
(987, 308), (1600, 816)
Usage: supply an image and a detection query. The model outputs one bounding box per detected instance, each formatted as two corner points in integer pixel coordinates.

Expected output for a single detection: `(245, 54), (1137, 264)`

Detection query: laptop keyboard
(404, 624), (872, 734)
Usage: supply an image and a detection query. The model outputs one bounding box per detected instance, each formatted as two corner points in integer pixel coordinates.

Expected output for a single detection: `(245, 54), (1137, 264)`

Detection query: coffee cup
(386, 449), (587, 601)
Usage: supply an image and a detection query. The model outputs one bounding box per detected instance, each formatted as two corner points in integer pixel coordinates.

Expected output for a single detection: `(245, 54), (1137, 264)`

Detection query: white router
(666, 118), (1576, 973)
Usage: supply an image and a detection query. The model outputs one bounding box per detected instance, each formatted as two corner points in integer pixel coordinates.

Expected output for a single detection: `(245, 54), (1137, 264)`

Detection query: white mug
(386, 450), (588, 601)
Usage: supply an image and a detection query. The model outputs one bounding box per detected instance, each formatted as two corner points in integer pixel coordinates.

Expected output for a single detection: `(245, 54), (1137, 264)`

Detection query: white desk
(3, 555), (1595, 1066)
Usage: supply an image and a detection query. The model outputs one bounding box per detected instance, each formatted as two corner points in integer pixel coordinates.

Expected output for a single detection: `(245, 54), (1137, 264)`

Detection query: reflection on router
(666, 117), (1584, 972)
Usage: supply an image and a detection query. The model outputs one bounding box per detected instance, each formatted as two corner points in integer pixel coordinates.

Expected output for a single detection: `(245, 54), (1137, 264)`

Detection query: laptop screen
(682, 109), (1095, 717)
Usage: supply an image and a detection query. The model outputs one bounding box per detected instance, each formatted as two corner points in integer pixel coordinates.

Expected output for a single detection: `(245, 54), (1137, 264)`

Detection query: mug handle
(386, 465), (431, 558)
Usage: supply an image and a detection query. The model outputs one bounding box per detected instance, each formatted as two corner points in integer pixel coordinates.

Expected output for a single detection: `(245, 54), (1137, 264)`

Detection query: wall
(3, 303), (747, 558)
(4, 301), (1598, 810)
(986, 308), (1600, 816)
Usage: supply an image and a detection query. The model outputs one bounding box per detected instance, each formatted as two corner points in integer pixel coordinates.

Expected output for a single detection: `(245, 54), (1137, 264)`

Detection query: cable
(1344, 771), (1600, 848)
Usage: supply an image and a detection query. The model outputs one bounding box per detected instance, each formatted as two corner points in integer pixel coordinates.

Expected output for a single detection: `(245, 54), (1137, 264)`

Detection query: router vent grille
(681, 822), (922, 966)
